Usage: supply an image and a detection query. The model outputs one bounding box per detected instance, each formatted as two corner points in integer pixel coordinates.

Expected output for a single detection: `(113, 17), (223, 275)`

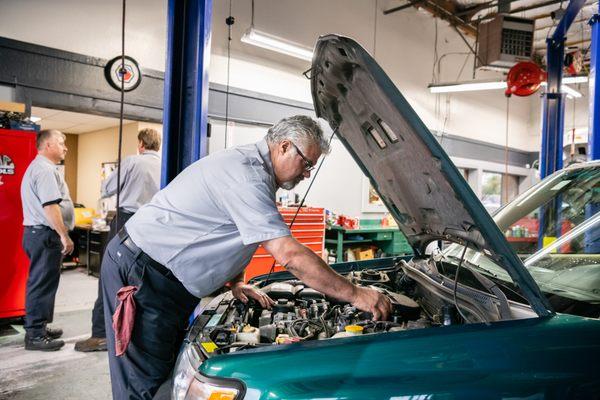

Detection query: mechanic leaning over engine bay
(99, 114), (392, 400)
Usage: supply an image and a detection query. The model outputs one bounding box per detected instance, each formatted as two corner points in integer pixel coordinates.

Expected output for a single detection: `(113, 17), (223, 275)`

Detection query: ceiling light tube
(563, 76), (588, 84)
(428, 81), (506, 93)
(540, 82), (583, 98)
(241, 28), (313, 61)
(429, 79), (584, 98)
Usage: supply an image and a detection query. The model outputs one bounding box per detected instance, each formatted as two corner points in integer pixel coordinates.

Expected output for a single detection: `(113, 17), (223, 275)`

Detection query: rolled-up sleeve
(35, 169), (62, 207)
(219, 180), (290, 245)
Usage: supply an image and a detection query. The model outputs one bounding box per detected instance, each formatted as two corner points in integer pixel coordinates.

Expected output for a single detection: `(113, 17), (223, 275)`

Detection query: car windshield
(443, 164), (600, 318)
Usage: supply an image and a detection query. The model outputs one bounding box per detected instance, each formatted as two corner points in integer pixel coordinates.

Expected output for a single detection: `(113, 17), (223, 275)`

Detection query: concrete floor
(0, 269), (111, 400)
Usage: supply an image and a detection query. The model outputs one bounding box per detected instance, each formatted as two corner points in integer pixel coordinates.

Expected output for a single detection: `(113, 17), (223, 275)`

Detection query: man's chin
(280, 181), (296, 190)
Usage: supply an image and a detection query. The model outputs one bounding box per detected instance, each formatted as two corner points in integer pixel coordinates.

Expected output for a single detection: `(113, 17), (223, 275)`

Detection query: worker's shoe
(24, 335), (65, 351)
(45, 327), (63, 339)
(74, 337), (107, 352)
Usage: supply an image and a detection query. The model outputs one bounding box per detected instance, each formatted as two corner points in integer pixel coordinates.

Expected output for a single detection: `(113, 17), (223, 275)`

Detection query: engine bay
(191, 260), (485, 356)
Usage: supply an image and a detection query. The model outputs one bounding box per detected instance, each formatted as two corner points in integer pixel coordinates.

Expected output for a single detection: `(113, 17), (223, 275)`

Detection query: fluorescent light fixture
(428, 80), (506, 93)
(559, 85), (582, 98)
(29, 116), (41, 122)
(241, 28), (313, 61)
(563, 76), (588, 84)
(540, 82), (583, 98)
(429, 78), (585, 98)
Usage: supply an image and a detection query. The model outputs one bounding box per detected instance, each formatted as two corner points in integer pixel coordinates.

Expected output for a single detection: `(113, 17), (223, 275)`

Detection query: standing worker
(75, 128), (161, 353)
(100, 115), (392, 399)
(21, 129), (74, 351)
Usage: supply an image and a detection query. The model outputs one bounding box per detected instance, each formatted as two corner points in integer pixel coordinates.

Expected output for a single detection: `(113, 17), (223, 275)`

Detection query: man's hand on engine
(231, 282), (275, 309)
(352, 286), (392, 321)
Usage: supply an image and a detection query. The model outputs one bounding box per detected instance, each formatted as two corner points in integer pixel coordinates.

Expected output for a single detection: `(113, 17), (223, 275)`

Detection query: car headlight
(172, 343), (244, 400)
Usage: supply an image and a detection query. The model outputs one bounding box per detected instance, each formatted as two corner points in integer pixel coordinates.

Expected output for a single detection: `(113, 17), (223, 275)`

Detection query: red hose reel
(505, 61), (546, 97)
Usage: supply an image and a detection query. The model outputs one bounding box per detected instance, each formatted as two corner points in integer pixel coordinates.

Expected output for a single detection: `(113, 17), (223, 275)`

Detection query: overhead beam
(420, 0), (478, 37)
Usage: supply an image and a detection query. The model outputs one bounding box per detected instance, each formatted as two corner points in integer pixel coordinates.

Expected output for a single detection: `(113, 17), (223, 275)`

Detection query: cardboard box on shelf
(354, 247), (375, 261)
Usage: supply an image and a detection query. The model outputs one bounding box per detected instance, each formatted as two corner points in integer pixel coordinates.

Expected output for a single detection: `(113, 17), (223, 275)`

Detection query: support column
(586, 4), (600, 254)
(161, 0), (213, 187)
(538, 0), (586, 250)
(589, 7), (600, 159)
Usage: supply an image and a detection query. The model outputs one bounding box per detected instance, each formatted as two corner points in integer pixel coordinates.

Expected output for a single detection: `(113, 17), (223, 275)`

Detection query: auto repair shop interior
(1, 0), (599, 399)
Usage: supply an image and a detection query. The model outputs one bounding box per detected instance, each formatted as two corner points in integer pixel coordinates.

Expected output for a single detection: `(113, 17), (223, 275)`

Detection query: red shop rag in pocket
(112, 286), (138, 356)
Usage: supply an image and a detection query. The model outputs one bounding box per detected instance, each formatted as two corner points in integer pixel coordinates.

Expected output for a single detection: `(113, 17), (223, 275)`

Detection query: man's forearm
(286, 250), (356, 303)
(267, 238), (356, 303)
(43, 204), (69, 236)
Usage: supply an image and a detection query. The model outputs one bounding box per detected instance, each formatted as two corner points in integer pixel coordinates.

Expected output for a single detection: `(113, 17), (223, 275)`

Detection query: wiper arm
(444, 254), (513, 319)
(469, 268), (512, 319)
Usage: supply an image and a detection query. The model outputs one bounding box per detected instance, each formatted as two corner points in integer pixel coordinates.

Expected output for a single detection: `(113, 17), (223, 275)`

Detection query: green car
(169, 35), (600, 400)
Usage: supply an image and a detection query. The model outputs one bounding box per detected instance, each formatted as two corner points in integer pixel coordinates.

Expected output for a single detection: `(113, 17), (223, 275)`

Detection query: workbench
(73, 225), (110, 277)
(325, 221), (412, 262)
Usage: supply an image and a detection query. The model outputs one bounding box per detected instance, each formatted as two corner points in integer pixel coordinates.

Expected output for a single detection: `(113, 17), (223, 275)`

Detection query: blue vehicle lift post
(540, 0), (586, 180)
(589, 2), (600, 160)
(161, 0), (213, 187)
(585, 2), (600, 253)
(538, 0), (586, 250)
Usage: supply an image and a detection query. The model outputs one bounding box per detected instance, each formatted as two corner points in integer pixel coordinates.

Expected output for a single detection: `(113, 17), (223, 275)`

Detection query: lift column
(161, 0), (213, 187)
(586, 2), (600, 253)
(538, 0), (586, 250)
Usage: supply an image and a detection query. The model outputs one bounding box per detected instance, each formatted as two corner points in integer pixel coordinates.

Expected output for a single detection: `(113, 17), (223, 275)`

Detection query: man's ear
(280, 140), (291, 155)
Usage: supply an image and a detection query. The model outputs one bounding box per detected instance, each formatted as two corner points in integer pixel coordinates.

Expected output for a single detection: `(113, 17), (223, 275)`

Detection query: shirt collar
(141, 150), (160, 158)
(256, 139), (276, 180)
(36, 154), (58, 166)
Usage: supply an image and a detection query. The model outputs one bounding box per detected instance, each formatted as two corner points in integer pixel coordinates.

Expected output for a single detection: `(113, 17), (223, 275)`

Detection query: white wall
(0, 0), (167, 71)
(0, 0), (558, 217)
(0, 0), (555, 150)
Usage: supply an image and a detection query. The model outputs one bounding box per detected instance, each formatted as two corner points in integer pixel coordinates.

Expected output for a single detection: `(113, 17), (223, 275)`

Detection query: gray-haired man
(21, 129), (74, 351)
(100, 115), (392, 399)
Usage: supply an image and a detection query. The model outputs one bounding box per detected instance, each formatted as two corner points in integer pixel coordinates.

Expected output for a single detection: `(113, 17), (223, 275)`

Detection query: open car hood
(310, 35), (552, 316)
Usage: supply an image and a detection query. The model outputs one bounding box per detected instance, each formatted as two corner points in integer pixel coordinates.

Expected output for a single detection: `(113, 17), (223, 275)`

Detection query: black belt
(117, 228), (175, 280)
(25, 225), (52, 230)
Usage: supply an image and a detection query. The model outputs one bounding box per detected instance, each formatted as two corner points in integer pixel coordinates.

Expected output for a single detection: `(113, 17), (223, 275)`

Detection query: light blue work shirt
(126, 139), (291, 298)
(21, 155), (75, 230)
(101, 150), (161, 212)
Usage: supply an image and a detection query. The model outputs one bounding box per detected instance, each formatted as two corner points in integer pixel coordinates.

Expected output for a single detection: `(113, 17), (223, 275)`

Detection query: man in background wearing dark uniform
(75, 128), (161, 352)
(21, 129), (74, 351)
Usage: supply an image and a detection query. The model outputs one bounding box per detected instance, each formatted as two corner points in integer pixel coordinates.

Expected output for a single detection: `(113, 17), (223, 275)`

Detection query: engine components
(194, 267), (448, 355)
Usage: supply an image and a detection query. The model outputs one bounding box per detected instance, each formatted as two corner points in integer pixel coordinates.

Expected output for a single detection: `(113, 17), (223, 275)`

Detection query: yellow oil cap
(345, 325), (364, 334)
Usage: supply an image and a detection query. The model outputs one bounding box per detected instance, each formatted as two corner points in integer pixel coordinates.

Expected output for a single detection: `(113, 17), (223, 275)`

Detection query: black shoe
(25, 335), (65, 351)
(45, 327), (63, 339)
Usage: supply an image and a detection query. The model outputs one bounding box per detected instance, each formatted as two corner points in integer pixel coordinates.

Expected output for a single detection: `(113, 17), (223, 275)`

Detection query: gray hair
(265, 115), (330, 154)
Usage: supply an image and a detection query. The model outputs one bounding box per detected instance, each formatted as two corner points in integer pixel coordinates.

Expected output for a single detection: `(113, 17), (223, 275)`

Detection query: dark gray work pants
(91, 209), (134, 338)
(101, 234), (198, 400)
(22, 226), (63, 338)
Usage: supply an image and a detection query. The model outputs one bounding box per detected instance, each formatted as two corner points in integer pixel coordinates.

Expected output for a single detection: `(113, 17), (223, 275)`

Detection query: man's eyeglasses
(291, 142), (315, 172)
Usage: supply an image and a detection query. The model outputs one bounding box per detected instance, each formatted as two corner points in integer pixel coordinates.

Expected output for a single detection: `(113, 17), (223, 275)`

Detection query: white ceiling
(31, 106), (134, 134)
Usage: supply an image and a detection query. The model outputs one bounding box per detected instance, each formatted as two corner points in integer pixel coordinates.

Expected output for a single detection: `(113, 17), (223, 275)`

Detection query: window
(481, 172), (502, 212)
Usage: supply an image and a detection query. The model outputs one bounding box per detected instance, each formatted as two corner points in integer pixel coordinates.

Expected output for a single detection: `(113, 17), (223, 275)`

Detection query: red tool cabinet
(245, 206), (325, 281)
(0, 128), (37, 319)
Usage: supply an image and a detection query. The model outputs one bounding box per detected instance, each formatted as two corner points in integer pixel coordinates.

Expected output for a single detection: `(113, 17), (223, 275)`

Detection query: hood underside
(310, 34), (552, 316)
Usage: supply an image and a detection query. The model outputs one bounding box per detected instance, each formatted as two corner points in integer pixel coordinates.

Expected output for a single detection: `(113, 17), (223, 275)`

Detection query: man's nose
(302, 170), (311, 179)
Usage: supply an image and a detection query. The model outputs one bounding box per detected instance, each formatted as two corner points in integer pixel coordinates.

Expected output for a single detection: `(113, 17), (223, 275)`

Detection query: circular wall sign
(104, 56), (142, 92)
